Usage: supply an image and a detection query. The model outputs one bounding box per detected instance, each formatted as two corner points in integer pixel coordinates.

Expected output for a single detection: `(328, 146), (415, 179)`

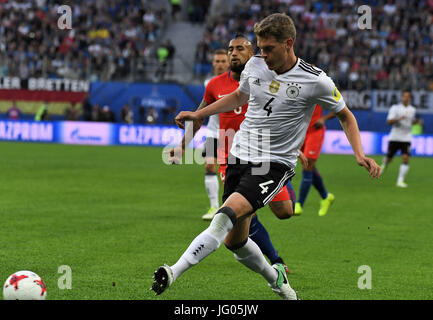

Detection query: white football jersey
(204, 77), (219, 139)
(231, 56), (345, 169)
(387, 103), (416, 142)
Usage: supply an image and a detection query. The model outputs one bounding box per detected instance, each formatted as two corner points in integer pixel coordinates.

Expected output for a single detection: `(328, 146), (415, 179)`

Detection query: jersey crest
(269, 80), (280, 93)
(286, 83), (302, 98)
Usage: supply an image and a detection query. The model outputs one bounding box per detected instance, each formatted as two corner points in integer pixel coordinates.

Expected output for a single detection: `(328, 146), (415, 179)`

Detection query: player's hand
(313, 118), (325, 129)
(356, 156), (381, 179)
(298, 150), (308, 168)
(164, 146), (184, 164)
(175, 111), (201, 129)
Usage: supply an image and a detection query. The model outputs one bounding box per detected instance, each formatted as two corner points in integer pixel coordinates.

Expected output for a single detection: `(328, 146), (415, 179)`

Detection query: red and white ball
(3, 271), (47, 300)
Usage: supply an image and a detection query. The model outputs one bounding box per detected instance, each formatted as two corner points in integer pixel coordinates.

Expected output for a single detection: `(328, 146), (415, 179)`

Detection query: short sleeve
(203, 78), (216, 105)
(311, 73), (345, 113)
(386, 105), (397, 120)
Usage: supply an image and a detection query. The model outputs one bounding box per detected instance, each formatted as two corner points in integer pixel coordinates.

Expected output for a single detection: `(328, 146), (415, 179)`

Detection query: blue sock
(298, 170), (313, 207)
(249, 215), (280, 265)
(286, 180), (296, 212)
(312, 168), (328, 199)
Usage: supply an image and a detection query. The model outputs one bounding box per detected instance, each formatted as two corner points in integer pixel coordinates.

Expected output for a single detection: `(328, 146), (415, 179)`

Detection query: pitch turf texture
(1, 141), (432, 300)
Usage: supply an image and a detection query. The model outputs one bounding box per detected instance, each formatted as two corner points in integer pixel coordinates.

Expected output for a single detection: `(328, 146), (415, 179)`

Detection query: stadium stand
(3, 0), (430, 90)
(0, 0), (432, 129)
(0, 0), (172, 82)
(194, 0), (433, 91)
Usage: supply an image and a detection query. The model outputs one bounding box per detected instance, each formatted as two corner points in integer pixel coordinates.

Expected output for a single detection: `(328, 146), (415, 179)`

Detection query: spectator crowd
(1, 0), (432, 125)
(0, 0), (171, 81)
(195, 0), (433, 91)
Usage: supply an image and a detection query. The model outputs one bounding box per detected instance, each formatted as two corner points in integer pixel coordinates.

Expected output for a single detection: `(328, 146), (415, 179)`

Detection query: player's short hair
(402, 89), (412, 96)
(213, 48), (228, 56)
(229, 33), (254, 52)
(254, 13), (296, 43)
(233, 33), (248, 40)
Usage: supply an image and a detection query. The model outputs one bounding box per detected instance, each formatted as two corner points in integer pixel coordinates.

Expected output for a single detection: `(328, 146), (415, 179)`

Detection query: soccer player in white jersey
(380, 90), (416, 188)
(202, 49), (230, 220)
(151, 13), (381, 300)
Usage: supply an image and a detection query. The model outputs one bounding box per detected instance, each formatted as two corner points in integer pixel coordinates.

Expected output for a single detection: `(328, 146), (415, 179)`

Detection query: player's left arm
(312, 73), (380, 178)
(336, 106), (381, 178)
(412, 113), (421, 125)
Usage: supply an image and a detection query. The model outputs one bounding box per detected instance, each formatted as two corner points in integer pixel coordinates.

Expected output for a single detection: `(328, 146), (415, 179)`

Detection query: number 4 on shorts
(259, 180), (274, 194)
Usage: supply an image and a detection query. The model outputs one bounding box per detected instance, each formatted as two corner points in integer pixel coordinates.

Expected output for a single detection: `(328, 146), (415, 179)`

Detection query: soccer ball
(3, 271), (47, 300)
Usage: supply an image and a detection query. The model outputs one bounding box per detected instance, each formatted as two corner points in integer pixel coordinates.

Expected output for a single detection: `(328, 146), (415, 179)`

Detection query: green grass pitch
(1, 141), (432, 300)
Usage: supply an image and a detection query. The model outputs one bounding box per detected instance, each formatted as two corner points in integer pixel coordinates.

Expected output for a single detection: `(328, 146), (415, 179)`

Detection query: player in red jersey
(167, 34), (297, 272)
(294, 104), (336, 216)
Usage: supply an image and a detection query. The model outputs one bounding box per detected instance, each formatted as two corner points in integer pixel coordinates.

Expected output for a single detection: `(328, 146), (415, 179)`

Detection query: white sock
(205, 173), (219, 208)
(397, 164), (409, 183)
(171, 212), (233, 281)
(233, 238), (278, 287)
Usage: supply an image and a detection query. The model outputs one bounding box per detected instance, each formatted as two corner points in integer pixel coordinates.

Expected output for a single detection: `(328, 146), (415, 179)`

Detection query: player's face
(401, 92), (411, 105)
(257, 36), (293, 72)
(212, 54), (230, 76)
(227, 38), (253, 73)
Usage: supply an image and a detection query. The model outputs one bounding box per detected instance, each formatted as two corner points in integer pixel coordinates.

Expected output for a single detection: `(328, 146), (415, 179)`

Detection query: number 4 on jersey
(259, 180), (274, 194)
(263, 98), (274, 116)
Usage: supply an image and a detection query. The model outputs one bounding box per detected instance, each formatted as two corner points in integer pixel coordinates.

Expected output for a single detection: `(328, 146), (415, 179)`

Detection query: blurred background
(0, 0), (432, 149)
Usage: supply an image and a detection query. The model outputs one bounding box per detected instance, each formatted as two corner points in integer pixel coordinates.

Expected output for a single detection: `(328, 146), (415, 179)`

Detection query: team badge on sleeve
(332, 87), (341, 102)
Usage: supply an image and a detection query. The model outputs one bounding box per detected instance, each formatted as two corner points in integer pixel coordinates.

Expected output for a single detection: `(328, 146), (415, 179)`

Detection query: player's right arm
(175, 89), (249, 129)
(179, 99), (208, 150)
(166, 99), (208, 163)
(387, 116), (405, 125)
(386, 105), (405, 125)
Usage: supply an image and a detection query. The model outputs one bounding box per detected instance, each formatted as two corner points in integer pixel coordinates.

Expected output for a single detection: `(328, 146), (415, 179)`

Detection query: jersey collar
(272, 57), (299, 77)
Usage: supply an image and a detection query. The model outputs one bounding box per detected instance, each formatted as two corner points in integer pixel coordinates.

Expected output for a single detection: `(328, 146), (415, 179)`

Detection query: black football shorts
(387, 141), (411, 158)
(222, 156), (295, 213)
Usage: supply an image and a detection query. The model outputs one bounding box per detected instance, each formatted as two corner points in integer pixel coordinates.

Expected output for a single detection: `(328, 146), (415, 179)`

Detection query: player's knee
(285, 205), (294, 218)
(278, 207), (293, 219)
(270, 201), (293, 219)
